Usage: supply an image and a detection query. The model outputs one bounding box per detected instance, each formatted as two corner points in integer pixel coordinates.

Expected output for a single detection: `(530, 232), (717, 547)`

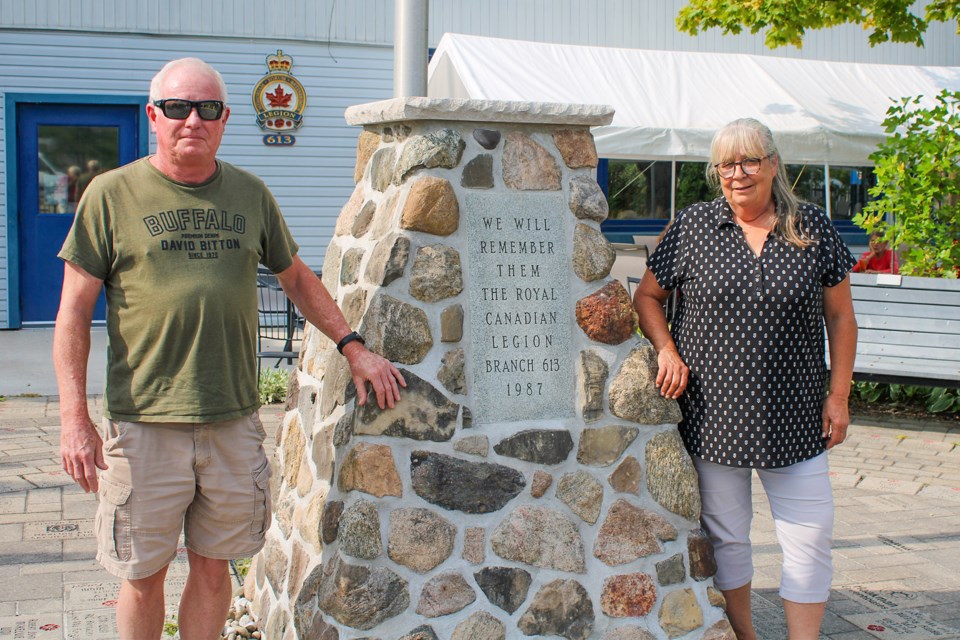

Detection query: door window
(38, 125), (120, 214)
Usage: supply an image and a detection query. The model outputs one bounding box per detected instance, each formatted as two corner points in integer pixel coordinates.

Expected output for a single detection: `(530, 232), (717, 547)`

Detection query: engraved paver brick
(24, 521), (93, 541)
(0, 539), (62, 564)
(21, 558), (103, 576)
(0, 495), (24, 513)
(66, 610), (120, 639)
(22, 473), (73, 489)
(0, 614), (65, 640)
(0, 478), (32, 493)
(895, 439), (955, 453)
(828, 472), (863, 488)
(0, 571), (61, 602)
(918, 485), (960, 501)
(845, 609), (960, 639)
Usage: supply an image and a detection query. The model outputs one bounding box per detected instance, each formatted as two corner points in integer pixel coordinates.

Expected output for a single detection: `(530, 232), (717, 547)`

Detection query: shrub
(855, 89), (960, 278)
(258, 368), (290, 404)
(851, 381), (960, 413)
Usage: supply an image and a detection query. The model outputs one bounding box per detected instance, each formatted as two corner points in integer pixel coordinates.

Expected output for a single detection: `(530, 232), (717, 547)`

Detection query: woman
(634, 118), (857, 640)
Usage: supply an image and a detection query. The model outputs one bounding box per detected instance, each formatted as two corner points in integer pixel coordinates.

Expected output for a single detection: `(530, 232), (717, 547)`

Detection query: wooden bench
(842, 273), (960, 388)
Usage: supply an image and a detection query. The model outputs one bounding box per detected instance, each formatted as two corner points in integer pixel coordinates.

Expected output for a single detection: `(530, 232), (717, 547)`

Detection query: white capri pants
(693, 452), (833, 603)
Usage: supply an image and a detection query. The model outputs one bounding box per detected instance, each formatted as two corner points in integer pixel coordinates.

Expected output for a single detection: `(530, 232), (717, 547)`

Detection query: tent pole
(670, 161), (677, 219)
(394, 0), (429, 97)
(824, 163), (832, 218)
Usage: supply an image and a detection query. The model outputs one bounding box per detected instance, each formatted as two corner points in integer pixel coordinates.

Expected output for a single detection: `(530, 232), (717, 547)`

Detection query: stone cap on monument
(345, 96), (615, 127)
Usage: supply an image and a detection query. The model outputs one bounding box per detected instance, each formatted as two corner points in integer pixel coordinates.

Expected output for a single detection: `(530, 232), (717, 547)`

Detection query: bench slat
(853, 300), (960, 321)
(854, 341), (960, 361)
(851, 286), (960, 307)
(827, 351), (960, 381)
(856, 314), (960, 334)
(858, 327), (960, 349)
(850, 273), (960, 292)
(830, 349), (960, 374)
(851, 355), (960, 381)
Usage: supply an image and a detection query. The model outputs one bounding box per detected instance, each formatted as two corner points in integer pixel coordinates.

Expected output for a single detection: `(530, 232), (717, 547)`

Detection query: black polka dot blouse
(647, 197), (856, 469)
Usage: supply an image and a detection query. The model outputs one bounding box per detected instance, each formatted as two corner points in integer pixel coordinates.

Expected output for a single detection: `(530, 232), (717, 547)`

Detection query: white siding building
(1, 0), (957, 326)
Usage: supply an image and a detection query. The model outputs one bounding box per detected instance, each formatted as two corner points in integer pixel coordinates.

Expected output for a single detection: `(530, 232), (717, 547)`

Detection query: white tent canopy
(428, 33), (960, 166)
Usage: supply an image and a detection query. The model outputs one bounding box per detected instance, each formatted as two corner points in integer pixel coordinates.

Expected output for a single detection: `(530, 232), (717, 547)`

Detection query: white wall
(4, 0), (959, 65)
(0, 0), (391, 45)
(0, 30), (393, 327)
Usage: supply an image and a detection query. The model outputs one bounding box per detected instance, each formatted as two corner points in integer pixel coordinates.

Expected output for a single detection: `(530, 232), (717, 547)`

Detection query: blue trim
(4, 93), (148, 328)
(831, 219), (869, 249)
(597, 158), (672, 241)
(4, 95), (21, 329)
(596, 158), (609, 197)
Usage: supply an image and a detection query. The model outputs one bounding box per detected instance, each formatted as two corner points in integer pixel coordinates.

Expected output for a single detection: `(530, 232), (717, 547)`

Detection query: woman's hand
(634, 271), (688, 400)
(656, 345), (689, 400)
(822, 392), (850, 449)
(823, 278), (856, 449)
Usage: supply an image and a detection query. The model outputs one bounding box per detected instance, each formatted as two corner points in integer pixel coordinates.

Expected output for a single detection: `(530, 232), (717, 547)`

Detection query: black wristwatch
(336, 331), (366, 354)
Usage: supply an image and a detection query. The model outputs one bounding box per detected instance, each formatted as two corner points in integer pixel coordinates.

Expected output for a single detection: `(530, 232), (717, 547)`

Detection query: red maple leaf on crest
(266, 84), (293, 108)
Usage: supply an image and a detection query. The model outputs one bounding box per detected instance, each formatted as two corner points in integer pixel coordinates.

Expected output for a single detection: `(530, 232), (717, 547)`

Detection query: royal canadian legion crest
(253, 50), (307, 146)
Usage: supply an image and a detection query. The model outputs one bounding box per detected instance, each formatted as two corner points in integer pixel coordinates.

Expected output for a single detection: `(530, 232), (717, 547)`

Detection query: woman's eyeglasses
(153, 99), (225, 121)
(714, 156), (770, 179)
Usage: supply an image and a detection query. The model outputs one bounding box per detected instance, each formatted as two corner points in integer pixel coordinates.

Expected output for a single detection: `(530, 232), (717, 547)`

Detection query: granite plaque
(465, 192), (575, 424)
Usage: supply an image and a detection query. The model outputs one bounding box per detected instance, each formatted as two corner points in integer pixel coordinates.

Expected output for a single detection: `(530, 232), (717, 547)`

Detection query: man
(54, 58), (405, 640)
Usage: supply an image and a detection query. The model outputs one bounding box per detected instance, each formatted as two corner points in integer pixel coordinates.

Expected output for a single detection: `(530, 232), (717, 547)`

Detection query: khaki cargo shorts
(95, 413), (272, 580)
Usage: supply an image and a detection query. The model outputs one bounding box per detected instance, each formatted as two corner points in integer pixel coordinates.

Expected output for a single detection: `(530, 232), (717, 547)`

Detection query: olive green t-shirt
(59, 158), (298, 422)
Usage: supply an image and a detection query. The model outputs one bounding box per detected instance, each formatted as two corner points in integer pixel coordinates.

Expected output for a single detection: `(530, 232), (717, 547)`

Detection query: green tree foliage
(677, 0), (960, 49)
(676, 162), (715, 209)
(853, 90), (960, 277)
(608, 162), (649, 218)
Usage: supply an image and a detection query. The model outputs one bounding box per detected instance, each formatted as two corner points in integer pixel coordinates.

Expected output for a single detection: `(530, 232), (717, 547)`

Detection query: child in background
(852, 232), (898, 274)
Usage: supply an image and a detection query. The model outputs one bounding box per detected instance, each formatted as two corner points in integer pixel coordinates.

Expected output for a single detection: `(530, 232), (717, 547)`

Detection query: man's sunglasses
(153, 99), (225, 121)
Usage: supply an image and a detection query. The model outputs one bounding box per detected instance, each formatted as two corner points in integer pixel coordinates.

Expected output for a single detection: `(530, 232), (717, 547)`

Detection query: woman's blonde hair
(706, 118), (812, 248)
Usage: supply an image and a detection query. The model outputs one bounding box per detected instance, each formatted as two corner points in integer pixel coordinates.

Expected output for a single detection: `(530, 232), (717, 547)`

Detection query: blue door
(16, 103), (140, 324)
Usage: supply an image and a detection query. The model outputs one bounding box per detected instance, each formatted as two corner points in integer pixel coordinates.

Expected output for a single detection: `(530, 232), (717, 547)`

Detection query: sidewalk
(1, 393), (958, 639)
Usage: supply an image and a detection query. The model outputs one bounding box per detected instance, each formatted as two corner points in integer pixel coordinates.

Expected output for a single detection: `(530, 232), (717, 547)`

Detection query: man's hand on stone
(61, 417), (107, 493)
(343, 343), (407, 409)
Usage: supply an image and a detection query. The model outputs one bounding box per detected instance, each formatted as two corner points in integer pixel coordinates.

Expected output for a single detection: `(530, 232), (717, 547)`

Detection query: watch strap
(336, 331), (365, 354)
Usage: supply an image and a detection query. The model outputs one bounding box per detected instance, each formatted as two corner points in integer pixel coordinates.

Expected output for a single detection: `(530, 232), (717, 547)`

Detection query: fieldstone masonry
(250, 97), (732, 639)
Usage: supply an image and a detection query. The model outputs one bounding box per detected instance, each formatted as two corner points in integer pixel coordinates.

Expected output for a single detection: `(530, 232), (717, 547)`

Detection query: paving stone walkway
(0, 395), (958, 639)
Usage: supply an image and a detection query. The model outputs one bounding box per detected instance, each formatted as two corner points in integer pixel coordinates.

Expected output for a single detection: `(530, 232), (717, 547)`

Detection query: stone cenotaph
(249, 97), (734, 640)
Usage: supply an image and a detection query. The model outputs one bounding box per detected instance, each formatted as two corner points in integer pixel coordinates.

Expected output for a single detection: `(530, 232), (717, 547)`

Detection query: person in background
(76, 158), (102, 200)
(852, 231), (898, 274)
(66, 165), (82, 211)
(55, 57), (406, 640)
(633, 118), (858, 640)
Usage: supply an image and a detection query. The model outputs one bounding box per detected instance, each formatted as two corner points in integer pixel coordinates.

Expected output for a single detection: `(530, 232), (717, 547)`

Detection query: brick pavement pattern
(0, 395), (958, 639)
